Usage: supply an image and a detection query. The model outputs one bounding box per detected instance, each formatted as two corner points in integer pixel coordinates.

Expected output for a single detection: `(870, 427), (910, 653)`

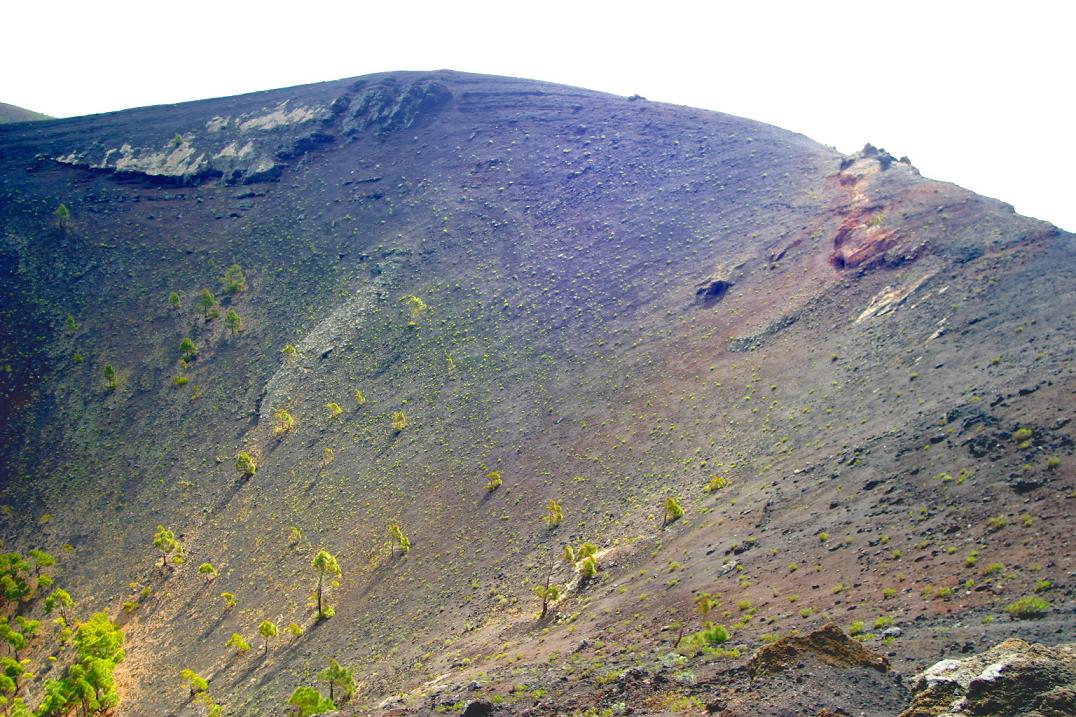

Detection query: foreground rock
(900, 638), (1075, 717)
(749, 623), (890, 677)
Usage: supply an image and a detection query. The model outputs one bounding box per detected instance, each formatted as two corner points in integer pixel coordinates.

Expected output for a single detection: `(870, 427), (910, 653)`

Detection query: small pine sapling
(258, 620), (278, 655)
(545, 499), (563, 528)
(235, 451), (256, 477)
(662, 497), (685, 528)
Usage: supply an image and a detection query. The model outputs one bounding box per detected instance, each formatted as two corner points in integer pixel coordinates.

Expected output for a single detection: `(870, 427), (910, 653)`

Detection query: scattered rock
(461, 699), (494, 717)
(695, 278), (732, 305)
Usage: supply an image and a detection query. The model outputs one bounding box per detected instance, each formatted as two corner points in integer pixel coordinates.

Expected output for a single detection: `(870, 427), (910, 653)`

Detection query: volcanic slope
(0, 70), (1072, 716)
(0, 102), (51, 124)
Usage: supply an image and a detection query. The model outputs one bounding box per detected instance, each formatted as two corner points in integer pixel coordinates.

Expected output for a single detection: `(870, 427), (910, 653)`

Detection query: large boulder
(900, 638), (1076, 717)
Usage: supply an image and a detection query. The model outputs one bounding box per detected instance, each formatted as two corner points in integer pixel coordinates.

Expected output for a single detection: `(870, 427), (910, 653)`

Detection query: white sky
(3, 1), (1073, 230)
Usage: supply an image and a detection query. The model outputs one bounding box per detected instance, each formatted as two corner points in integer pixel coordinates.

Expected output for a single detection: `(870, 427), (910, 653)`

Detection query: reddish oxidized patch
(830, 208), (896, 268)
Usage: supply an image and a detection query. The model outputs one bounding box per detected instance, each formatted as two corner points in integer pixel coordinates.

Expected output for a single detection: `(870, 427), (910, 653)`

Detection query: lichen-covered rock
(899, 638), (1076, 717)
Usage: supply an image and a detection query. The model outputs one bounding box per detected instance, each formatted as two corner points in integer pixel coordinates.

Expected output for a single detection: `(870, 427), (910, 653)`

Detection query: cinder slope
(0, 71), (1072, 716)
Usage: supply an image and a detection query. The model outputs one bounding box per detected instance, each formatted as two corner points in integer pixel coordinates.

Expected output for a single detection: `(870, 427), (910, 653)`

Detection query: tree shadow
(200, 610), (231, 640)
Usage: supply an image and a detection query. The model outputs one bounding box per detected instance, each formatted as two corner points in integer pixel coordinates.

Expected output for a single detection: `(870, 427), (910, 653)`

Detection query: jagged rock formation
(52, 78), (453, 185)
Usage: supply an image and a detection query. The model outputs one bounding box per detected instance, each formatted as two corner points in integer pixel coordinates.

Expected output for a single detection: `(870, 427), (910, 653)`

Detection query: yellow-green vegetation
(53, 202), (70, 226)
(388, 523), (411, 555)
(399, 294), (429, 325)
(274, 409), (296, 434)
(661, 496), (685, 528)
(1005, 596), (1049, 619)
(703, 474), (727, 492)
(390, 410), (408, 432)
(179, 337), (197, 361)
(225, 632), (250, 652)
(225, 309), (242, 336)
(533, 582), (562, 619)
(199, 288), (219, 319)
(152, 526), (180, 568)
(287, 686), (335, 717)
(259, 620), (279, 654)
(317, 658), (356, 704)
(544, 499), (563, 528)
(235, 451), (256, 477)
(180, 668), (208, 695)
(223, 264), (247, 294)
(485, 470), (503, 492)
(44, 587), (74, 622)
(311, 549), (342, 620)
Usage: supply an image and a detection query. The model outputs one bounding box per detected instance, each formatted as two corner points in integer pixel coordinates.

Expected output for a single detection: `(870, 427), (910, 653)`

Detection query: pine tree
(662, 497), (685, 528)
(317, 658), (356, 703)
(311, 550), (341, 620)
(388, 523), (410, 555)
(44, 588), (75, 622)
(287, 686), (335, 717)
(258, 620), (278, 655)
(225, 309), (242, 336)
(545, 499), (563, 528)
(199, 289), (218, 319)
(153, 526), (178, 568)
(103, 363), (117, 391)
(53, 203), (70, 228)
(225, 632), (250, 652)
(223, 264), (247, 294)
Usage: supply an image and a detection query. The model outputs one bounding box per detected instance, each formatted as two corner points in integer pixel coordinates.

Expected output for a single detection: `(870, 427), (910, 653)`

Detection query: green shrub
(235, 451), (256, 477)
(873, 615), (894, 629)
(689, 622), (729, 647)
(1005, 596), (1048, 619)
(703, 475), (727, 492)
